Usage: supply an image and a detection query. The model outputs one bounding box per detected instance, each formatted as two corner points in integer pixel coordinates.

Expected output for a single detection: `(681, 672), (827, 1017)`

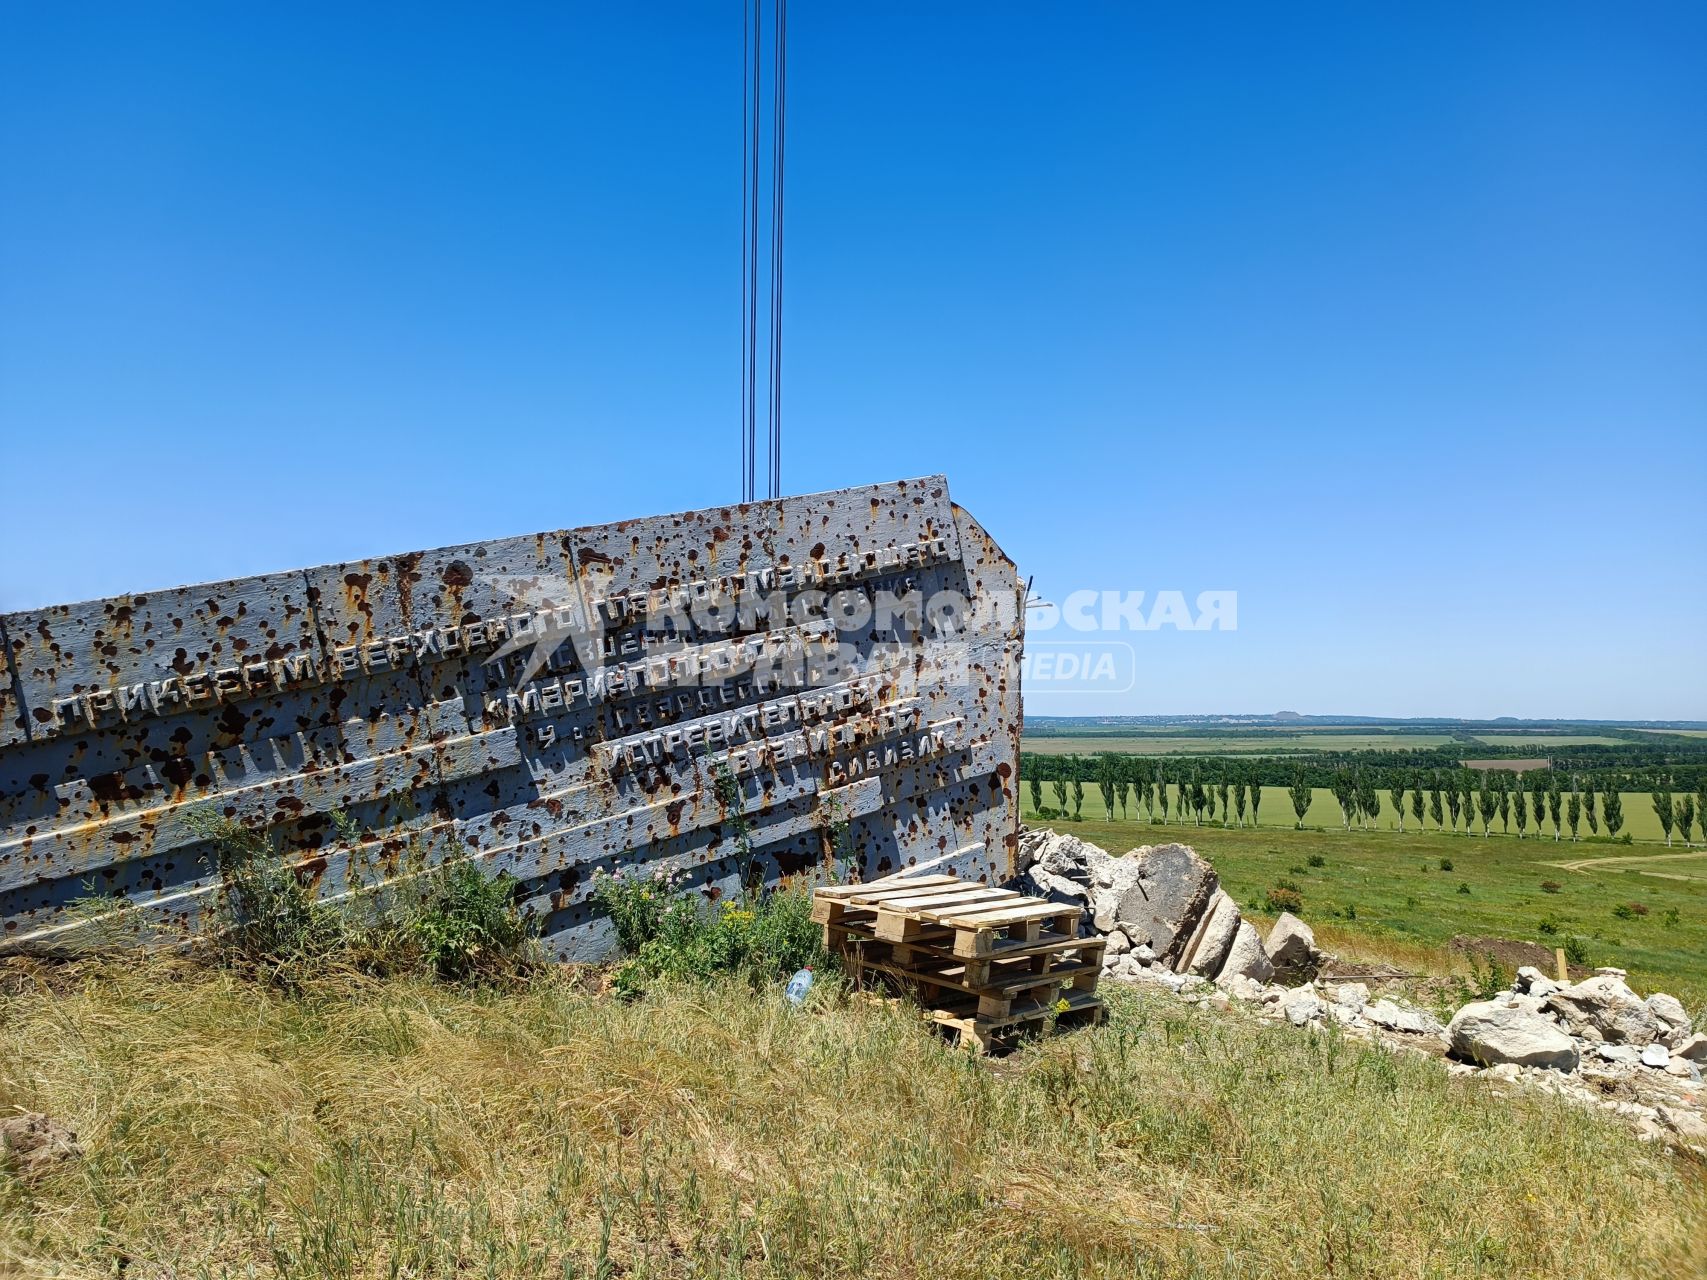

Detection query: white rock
(1484, 1062), (1522, 1082)
(1675, 1034), (1707, 1064)
(1514, 966), (1560, 998)
(1334, 982), (1370, 1011)
(1545, 975), (1661, 1046)
(1217, 973), (1264, 1002)
(1665, 1057), (1702, 1082)
(1657, 1105), (1707, 1143)
(1283, 988), (1325, 1027)
(1266, 913), (1318, 973)
(1647, 993), (1690, 1031)
(1179, 889), (1242, 977)
(1214, 921), (1275, 985)
(1364, 999), (1446, 1037)
(1448, 1000), (1580, 1071)
(1132, 943), (1157, 965)
(1104, 929), (1131, 957)
(1597, 1044), (1641, 1065)
(1640, 1044), (1672, 1069)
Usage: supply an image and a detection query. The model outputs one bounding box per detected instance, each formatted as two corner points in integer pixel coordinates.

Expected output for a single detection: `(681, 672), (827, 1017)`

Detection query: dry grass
(1, 957), (1703, 1279)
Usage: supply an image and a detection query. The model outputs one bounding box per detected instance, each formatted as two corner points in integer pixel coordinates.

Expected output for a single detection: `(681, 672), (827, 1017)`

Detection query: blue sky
(2, 3), (1703, 720)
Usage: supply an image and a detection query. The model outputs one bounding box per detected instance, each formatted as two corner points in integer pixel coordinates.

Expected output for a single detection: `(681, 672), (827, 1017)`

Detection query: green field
(1021, 733), (1460, 755)
(1019, 793), (1707, 1008)
(1464, 734), (1625, 747)
(1025, 781), (1703, 845)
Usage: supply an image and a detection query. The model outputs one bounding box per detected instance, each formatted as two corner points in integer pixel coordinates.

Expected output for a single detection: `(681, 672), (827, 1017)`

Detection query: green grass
(1028, 784), (1704, 846)
(1021, 797), (1707, 1008)
(1466, 734), (1625, 747)
(2, 959), (1701, 1278)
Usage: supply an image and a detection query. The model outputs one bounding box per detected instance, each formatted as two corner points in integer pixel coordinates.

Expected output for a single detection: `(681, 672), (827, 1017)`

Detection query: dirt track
(1540, 849), (1707, 881)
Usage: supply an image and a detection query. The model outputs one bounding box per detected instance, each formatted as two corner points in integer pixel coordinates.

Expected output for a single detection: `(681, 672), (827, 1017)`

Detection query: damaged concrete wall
(0, 476), (1023, 959)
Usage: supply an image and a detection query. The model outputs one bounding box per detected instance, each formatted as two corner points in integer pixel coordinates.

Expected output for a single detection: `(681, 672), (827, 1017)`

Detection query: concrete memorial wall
(0, 476), (1024, 958)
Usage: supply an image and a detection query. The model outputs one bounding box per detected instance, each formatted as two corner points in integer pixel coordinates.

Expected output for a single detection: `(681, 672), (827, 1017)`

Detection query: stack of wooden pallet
(812, 873), (1105, 1053)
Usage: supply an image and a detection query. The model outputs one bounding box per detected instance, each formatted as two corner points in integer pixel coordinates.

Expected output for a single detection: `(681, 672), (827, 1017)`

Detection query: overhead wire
(739, 0), (786, 503)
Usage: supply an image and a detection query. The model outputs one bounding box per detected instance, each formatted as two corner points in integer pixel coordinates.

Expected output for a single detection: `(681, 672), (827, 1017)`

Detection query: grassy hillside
(2, 959), (1702, 1279)
(1020, 798), (1707, 1008)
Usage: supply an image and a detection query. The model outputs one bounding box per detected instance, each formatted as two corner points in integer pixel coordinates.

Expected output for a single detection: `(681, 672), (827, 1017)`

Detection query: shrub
(1537, 916), (1559, 936)
(1457, 882), (1471, 895)
(1265, 885), (1303, 914)
(1341, 903), (1357, 921)
(1463, 951), (1513, 1001)
(1662, 908), (1681, 929)
(410, 861), (531, 982)
(194, 815), (343, 985)
(190, 811), (537, 988)
(592, 868), (824, 998)
(1563, 935), (1591, 966)
(1438, 858), (1454, 872)
(1540, 880), (1562, 894)
(1306, 853), (1326, 868)
(1625, 902), (1648, 917)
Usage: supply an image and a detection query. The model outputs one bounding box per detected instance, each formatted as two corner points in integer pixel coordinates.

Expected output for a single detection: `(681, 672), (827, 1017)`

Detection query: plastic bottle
(784, 967), (814, 1006)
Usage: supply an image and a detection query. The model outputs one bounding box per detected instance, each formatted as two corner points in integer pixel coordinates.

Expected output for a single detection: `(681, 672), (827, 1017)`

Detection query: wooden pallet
(814, 874), (1103, 1052)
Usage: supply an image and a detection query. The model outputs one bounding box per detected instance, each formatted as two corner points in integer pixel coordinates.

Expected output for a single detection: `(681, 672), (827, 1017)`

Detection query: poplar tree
(1410, 781), (1425, 831)
(1429, 774), (1445, 830)
(1389, 775), (1407, 831)
(1514, 783), (1528, 839)
(1029, 772), (1043, 815)
(1234, 778), (1248, 827)
(1584, 784), (1599, 836)
(1444, 777), (1462, 833)
(1604, 788), (1624, 838)
(1096, 754), (1119, 820)
(1547, 777), (1563, 841)
(1677, 793), (1696, 845)
(1497, 774), (1511, 835)
(1250, 776), (1264, 827)
(1358, 771), (1380, 831)
(1477, 773), (1496, 836)
(1567, 785), (1582, 841)
(1333, 771), (1357, 830)
(1290, 768), (1313, 829)
(1652, 787), (1674, 846)
(1530, 773), (1548, 838)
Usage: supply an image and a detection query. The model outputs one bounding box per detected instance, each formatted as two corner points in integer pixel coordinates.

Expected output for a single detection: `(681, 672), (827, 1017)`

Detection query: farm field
(1021, 732), (1460, 755)
(1019, 796), (1707, 1008)
(1463, 735), (1626, 748)
(1023, 783), (1704, 846)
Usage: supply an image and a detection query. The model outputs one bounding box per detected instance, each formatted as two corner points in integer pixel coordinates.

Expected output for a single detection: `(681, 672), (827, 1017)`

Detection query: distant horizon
(1020, 711), (1707, 729)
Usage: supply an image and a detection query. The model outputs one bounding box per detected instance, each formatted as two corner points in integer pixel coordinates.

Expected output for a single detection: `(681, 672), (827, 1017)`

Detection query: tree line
(1018, 752), (1707, 844)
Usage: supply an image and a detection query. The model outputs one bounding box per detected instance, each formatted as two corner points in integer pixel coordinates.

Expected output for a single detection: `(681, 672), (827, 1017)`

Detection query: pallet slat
(814, 874), (1101, 1054)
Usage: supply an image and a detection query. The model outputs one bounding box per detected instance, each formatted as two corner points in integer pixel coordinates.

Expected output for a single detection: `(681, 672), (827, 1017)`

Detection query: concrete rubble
(1014, 826), (1707, 1155)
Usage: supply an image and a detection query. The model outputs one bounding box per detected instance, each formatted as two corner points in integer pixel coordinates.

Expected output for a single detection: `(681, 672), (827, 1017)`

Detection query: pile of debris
(1014, 827), (1706, 1152)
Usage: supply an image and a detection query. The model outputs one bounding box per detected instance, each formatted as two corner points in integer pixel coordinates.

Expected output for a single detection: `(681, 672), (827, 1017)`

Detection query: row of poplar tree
(1020, 753), (1706, 844)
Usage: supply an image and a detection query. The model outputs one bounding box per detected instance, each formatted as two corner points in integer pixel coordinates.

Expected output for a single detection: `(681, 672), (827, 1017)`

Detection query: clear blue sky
(2, 3), (1703, 720)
